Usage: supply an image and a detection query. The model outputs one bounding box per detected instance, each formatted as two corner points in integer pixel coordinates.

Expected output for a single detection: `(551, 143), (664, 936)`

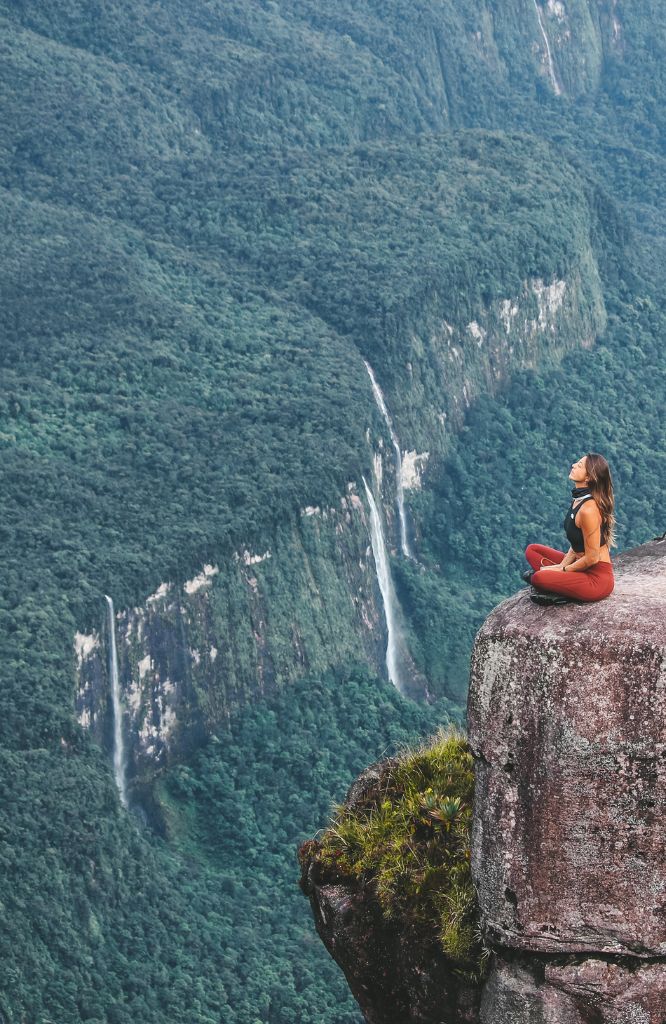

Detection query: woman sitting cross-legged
(524, 452), (616, 604)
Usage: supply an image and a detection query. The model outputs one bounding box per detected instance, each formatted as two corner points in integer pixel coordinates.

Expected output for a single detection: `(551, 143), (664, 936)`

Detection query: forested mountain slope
(2, 1), (666, 1021)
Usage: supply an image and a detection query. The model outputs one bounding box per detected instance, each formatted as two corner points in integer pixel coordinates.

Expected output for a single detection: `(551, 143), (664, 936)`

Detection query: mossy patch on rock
(301, 727), (489, 981)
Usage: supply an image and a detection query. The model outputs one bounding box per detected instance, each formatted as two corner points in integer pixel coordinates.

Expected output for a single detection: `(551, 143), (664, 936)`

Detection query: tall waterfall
(105, 595), (129, 808)
(532, 0), (562, 95)
(363, 476), (405, 693)
(364, 360), (414, 559)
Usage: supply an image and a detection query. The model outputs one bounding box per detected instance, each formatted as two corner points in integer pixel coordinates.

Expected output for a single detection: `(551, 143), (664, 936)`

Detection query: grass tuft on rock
(316, 726), (489, 980)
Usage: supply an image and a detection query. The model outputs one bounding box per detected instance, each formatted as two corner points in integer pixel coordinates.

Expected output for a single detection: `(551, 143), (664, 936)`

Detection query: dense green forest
(2, 0), (666, 1020)
(0, 669), (448, 1022)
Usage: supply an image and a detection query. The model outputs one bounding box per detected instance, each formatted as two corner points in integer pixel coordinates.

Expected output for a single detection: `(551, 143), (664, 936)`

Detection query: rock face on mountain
(302, 535), (666, 1022)
(468, 534), (666, 1022)
(479, 955), (666, 1023)
(74, 492), (390, 783)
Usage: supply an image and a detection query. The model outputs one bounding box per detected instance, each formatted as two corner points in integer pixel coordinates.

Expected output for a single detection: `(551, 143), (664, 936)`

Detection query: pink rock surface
(480, 955), (666, 1023)
(467, 535), (666, 958)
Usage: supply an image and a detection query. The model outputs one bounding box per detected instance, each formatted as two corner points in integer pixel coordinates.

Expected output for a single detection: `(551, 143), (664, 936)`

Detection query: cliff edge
(468, 534), (666, 1022)
(300, 536), (666, 1023)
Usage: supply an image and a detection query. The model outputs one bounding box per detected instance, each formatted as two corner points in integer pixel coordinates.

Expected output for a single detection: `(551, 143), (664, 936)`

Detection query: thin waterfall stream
(364, 360), (414, 559)
(105, 595), (129, 808)
(532, 0), (562, 95)
(363, 476), (405, 693)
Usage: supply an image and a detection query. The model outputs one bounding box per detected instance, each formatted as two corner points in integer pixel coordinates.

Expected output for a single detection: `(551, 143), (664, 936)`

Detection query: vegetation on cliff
(305, 728), (488, 980)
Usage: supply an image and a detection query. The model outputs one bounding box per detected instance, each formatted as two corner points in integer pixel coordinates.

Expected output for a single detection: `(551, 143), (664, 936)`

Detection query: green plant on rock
(316, 726), (489, 980)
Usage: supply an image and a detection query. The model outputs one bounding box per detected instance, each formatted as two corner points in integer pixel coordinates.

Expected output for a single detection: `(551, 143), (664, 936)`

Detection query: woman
(523, 452), (616, 604)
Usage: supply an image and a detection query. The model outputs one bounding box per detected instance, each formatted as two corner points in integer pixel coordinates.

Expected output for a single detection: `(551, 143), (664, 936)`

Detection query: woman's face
(569, 455), (589, 484)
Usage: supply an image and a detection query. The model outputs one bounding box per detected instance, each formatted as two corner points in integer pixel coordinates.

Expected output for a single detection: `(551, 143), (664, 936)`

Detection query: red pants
(525, 544), (614, 602)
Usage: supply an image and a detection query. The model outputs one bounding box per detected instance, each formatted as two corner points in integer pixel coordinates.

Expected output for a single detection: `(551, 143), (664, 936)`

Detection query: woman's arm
(540, 546), (576, 572)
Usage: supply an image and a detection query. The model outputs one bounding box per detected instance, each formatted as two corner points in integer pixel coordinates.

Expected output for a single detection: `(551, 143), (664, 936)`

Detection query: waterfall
(532, 0), (562, 95)
(363, 476), (405, 693)
(363, 360), (414, 559)
(105, 595), (129, 808)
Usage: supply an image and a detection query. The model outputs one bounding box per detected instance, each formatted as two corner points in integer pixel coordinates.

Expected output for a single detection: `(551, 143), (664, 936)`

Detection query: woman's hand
(540, 564), (564, 572)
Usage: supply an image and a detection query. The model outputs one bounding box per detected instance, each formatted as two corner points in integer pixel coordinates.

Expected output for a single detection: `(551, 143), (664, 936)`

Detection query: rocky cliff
(75, 490), (393, 783)
(468, 533), (666, 1022)
(302, 534), (666, 1023)
(392, 265), (606, 454)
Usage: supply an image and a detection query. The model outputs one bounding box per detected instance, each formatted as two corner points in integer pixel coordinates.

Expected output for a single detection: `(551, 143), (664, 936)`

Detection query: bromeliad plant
(315, 726), (489, 980)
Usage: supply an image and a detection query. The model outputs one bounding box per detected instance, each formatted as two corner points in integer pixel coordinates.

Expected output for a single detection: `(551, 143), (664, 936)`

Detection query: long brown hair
(585, 452), (616, 548)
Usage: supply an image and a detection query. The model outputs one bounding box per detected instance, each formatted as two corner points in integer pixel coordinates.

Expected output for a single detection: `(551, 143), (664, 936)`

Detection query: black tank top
(563, 494), (608, 551)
